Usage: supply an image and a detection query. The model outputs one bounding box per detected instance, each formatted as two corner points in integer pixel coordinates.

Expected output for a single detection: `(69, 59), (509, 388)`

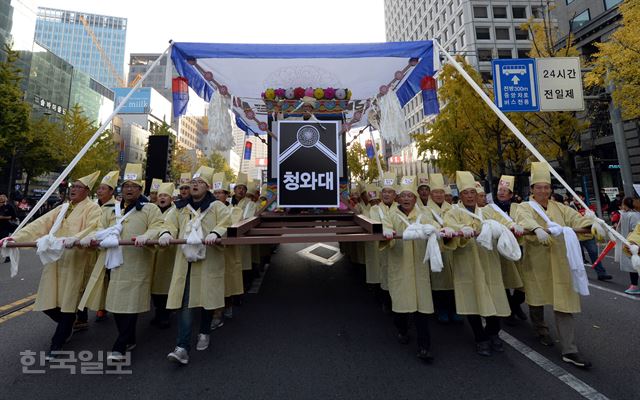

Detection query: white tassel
(207, 90), (234, 151)
(378, 91), (410, 147)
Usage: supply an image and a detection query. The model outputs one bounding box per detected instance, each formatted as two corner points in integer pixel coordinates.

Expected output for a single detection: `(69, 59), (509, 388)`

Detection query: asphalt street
(0, 244), (638, 400)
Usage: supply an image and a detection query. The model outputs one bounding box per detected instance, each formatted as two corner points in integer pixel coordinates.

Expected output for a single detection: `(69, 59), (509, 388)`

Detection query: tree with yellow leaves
(585, 0), (640, 120)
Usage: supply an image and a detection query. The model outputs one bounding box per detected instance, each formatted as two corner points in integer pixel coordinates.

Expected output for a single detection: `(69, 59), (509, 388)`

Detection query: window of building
(460, 32), (465, 46)
(531, 6), (544, 18)
(481, 71), (492, 83)
(476, 27), (490, 40)
(571, 9), (590, 31)
(604, 0), (622, 10)
(495, 27), (510, 40)
(515, 27), (529, 40)
(497, 49), (512, 59)
(566, 0), (575, 4)
(458, 13), (463, 26)
(473, 6), (488, 18)
(512, 6), (527, 19)
(478, 49), (493, 61)
(517, 48), (530, 58)
(493, 6), (508, 18)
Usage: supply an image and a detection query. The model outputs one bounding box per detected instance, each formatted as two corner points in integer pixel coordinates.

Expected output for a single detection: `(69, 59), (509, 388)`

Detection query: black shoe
(538, 334), (554, 347)
(489, 335), (504, 353)
(397, 333), (410, 345)
(597, 274), (612, 281)
(562, 353), (592, 369)
(476, 341), (491, 357)
(417, 348), (434, 363)
(3, 257), (9, 263)
(504, 314), (519, 327)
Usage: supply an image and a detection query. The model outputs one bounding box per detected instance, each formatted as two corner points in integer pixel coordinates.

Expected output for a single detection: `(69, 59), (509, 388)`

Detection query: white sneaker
(107, 351), (126, 362)
(210, 318), (224, 331)
(196, 334), (210, 351)
(167, 346), (189, 364)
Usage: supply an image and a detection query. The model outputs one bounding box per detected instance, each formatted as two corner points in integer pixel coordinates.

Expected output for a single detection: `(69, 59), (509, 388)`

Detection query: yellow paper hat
(236, 172), (248, 187)
(398, 175), (419, 197)
(211, 172), (230, 192)
(100, 170), (119, 189)
(498, 175), (515, 192)
(123, 164), (144, 187)
(179, 172), (191, 187)
(193, 166), (214, 187)
(444, 185), (452, 195)
(455, 171), (476, 192)
(381, 172), (396, 190)
(530, 162), (551, 185)
(172, 189), (179, 197)
(150, 178), (162, 193)
(365, 184), (381, 201)
(158, 182), (174, 196)
(417, 173), (430, 188)
(301, 96), (317, 108)
(475, 181), (485, 194)
(77, 170), (100, 190)
(429, 173), (446, 191)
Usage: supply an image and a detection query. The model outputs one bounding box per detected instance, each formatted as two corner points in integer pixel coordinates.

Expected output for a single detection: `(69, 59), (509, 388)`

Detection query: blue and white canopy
(171, 41), (438, 134)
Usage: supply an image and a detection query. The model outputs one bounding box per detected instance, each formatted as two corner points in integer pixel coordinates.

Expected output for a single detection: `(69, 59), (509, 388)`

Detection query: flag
(172, 77), (189, 117)
(365, 139), (375, 159)
(420, 75), (439, 115)
(243, 141), (252, 160)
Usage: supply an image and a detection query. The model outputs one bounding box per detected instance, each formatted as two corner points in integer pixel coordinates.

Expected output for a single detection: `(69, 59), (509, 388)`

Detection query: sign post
(492, 58), (539, 112)
(276, 121), (340, 208)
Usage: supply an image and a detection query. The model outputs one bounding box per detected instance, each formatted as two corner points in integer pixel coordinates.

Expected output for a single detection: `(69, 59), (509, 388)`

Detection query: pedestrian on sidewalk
(617, 197), (640, 295)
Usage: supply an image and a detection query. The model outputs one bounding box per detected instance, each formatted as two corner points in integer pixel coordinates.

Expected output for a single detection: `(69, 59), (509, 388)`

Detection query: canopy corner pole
(13, 43), (174, 233)
(433, 41), (626, 243)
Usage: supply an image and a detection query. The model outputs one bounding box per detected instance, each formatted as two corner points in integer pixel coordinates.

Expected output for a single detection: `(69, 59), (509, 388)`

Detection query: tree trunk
(23, 172), (31, 197)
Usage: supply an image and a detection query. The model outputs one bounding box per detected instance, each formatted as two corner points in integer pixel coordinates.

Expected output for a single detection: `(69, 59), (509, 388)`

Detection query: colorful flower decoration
(324, 87), (335, 99)
(274, 88), (286, 98)
(294, 87), (305, 99)
(305, 87), (314, 97)
(335, 88), (346, 100)
(313, 88), (324, 100)
(258, 121), (268, 131)
(346, 89), (352, 100)
(264, 88), (275, 100)
(285, 88), (295, 99)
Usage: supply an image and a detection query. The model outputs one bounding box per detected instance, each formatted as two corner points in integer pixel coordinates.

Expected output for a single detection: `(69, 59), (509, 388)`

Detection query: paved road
(0, 244), (637, 399)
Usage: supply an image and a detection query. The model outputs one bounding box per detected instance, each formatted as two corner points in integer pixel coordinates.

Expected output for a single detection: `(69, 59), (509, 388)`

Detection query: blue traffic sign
(492, 59), (539, 112)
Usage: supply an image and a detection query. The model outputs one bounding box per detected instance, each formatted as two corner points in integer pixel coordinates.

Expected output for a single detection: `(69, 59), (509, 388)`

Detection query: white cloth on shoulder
(1, 240), (20, 278)
(181, 205), (210, 262)
(458, 207), (521, 262)
(95, 206), (134, 269)
(528, 201), (589, 296)
(398, 214), (444, 273)
(35, 202), (70, 266)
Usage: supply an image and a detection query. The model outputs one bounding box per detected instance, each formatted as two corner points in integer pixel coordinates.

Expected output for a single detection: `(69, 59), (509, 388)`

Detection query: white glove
(0, 237), (15, 247)
(63, 237), (78, 249)
(204, 232), (219, 245)
(511, 224), (524, 236)
(134, 235), (149, 247)
(79, 236), (95, 248)
(534, 228), (552, 245)
(583, 209), (596, 220)
(99, 236), (119, 248)
(383, 228), (395, 240)
(158, 233), (173, 247)
(441, 227), (455, 238)
(460, 226), (475, 238)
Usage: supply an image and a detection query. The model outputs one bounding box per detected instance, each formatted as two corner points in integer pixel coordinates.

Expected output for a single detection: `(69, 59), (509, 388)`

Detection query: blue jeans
(580, 239), (607, 276)
(176, 265), (214, 351)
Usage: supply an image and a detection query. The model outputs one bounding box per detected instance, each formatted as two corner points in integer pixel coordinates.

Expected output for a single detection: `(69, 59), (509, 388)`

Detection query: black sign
(277, 121), (340, 208)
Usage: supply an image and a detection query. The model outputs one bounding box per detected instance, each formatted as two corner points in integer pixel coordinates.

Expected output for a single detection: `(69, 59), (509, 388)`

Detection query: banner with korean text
(276, 121), (340, 208)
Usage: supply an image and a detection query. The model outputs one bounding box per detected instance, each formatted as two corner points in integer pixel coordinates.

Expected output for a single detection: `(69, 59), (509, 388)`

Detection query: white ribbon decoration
(207, 89), (234, 151)
(35, 202), (70, 266)
(95, 206), (135, 269)
(528, 201), (589, 296)
(378, 90), (410, 147)
(181, 205), (210, 262)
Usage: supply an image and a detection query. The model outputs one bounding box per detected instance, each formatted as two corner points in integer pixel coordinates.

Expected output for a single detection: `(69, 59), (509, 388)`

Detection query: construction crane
(78, 15), (127, 87)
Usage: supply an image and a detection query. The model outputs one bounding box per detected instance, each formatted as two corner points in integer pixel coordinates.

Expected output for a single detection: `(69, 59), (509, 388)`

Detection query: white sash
(428, 206), (444, 226)
(398, 213), (444, 273)
(35, 202), (70, 265)
(181, 204), (210, 262)
(458, 206), (521, 261)
(95, 206), (136, 269)
(527, 201), (589, 296)
(489, 203), (513, 223)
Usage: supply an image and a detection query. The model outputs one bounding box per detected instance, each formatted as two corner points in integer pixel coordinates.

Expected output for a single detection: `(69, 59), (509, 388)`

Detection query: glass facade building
(34, 7), (127, 89)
